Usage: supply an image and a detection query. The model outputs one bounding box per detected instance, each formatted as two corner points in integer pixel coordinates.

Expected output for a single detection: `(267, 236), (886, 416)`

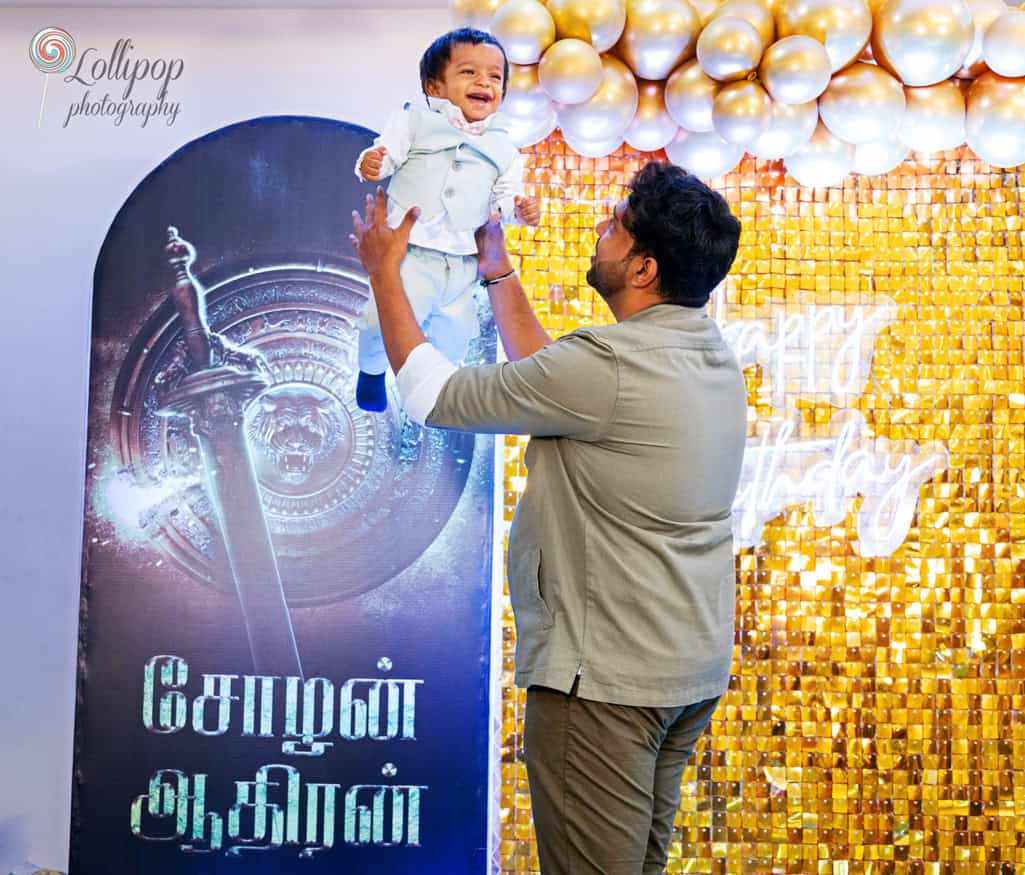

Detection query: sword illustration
(158, 225), (303, 680)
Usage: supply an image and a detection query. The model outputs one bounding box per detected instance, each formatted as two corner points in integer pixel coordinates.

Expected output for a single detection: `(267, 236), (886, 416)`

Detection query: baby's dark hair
(419, 28), (510, 98)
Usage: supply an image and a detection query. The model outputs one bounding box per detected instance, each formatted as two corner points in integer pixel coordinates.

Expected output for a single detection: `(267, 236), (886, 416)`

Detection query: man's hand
(475, 213), (515, 281)
(359, 147), (389, 182)
(350, 187), (418, 280)
(515, 195), (540, 226)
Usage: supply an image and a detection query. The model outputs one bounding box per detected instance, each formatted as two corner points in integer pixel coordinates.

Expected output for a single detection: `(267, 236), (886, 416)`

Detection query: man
(350, 161), (747, 875)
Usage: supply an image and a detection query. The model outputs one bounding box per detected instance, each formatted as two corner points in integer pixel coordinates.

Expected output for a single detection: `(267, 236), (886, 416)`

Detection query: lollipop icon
(30, 27), (76, 127)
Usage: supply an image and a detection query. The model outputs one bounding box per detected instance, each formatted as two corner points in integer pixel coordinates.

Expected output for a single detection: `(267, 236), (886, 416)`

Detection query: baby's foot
(356, 371), (387, 412)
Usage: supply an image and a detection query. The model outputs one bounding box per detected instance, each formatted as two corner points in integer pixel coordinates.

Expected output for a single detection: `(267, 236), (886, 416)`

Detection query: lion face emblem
(247, 385), (352, 490)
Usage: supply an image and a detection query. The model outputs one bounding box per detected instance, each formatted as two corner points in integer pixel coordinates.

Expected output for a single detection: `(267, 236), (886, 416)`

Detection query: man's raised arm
(475, 216), (553, 362)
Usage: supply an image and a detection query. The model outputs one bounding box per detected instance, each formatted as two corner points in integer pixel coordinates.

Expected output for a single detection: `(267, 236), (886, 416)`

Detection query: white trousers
(358, 244), (479, 375)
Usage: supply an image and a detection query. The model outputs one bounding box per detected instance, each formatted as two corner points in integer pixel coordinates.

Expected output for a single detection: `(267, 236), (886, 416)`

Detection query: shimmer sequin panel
(498, 136), (1025, 875)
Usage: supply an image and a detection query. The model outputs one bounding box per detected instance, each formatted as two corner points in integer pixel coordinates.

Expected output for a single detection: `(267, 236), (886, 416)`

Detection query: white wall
(0, 7), (447, 870)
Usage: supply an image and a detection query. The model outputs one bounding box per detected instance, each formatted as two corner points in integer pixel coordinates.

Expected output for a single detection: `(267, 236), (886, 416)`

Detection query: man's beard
(586, 257), (627, 301)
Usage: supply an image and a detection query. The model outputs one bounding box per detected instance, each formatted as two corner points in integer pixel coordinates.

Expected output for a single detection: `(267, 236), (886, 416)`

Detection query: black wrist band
(481, 269), (516, 287)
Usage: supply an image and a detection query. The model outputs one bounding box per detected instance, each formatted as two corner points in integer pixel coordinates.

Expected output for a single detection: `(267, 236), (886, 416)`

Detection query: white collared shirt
(355, 97), (525, 256)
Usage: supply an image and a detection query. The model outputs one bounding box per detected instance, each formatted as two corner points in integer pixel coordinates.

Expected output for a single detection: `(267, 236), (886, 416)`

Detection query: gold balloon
(507, 103), (560, 145)
(784, 120), (855, 186)
(818, 61), (906, 144)
(664, 127), (745, 175)
(871, 0), (975, 86)
(966, 71), (1025, 166)
(615, 0), (701, 80)
(451, 0), (510, 30)
(492, 0), (556, 64)
(557, 53), (639, 139)
(563, 129), (626, 155)
(665, 57), (722, 130)
(503, 63), (553, 117)
(539, 38), (605, 103)
(852, 133), (909, 174)
(983, 10), (1025, 78)
(696, 16), (764, 81)
(760, 35), (832, 104)
(689, 0), (723, 22)
(955, 0), (1007, 78)
(746, 98), (818, 158)
(710, 0), (775, 47)
(624, 80), (681, 149)
(547, 0), (628, 51)
(712, 79), (772, 143)
(899, 80), (966, 151)
(776, 0), (872, 72)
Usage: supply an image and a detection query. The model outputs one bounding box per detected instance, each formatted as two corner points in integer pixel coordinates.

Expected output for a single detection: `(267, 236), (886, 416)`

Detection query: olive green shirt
(427, 303), (748, 706)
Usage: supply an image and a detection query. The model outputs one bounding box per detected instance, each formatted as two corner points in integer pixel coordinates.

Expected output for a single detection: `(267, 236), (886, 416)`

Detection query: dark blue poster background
(72, 117), (497, 874)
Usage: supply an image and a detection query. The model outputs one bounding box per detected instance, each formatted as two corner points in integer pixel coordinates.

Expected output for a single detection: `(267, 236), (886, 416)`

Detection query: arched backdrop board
(72, 115), (498, 874)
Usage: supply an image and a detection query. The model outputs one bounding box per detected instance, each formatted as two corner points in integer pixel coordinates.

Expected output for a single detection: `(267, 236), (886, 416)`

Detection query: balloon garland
(452, 0), (1025, 181)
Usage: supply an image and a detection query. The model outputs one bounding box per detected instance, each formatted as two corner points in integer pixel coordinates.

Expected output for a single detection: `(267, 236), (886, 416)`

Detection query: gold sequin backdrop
(499, 135), (1025, 875)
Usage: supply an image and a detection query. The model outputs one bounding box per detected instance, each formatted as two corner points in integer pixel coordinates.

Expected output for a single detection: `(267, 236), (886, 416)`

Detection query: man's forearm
(486, 274), (552, 361)
(369, 265), (427, 373)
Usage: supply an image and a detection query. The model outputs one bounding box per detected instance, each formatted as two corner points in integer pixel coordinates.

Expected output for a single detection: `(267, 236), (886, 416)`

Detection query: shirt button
(451, 162), (462, 171)
(444, 188), (455, 198)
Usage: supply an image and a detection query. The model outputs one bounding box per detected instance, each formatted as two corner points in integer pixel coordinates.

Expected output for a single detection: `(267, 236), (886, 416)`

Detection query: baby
(354, 27), (540, 411)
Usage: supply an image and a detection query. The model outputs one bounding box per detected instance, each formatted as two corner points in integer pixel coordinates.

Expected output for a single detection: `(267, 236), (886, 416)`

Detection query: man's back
(428, 302), (748, 707)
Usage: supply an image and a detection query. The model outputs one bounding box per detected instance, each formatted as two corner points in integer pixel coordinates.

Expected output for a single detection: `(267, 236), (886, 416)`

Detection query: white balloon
(785, 120), (855, 186)
(664, 127), (745, 176)
(983, 10), (1025, 78)
(747, 99), (818, 159)
(853, 135), (910, 174)
(506, 103), (559, 145)
(562, 129), (626, 156)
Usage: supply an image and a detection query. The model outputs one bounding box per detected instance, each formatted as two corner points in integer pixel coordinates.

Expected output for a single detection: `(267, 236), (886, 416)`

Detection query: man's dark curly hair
(624, 162), (741, 307)
(420, 28), (510, 99)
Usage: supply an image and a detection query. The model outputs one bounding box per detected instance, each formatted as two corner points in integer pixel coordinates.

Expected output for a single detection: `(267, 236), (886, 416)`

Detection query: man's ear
(633, 254), (659, 290)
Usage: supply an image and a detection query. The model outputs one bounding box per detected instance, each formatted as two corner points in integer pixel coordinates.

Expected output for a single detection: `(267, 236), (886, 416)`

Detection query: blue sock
(356, 371), (387, 412)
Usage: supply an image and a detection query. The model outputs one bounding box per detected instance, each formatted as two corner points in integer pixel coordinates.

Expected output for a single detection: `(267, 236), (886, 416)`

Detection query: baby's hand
(359, 147), (388, 182)
(515, 195), (540, 226)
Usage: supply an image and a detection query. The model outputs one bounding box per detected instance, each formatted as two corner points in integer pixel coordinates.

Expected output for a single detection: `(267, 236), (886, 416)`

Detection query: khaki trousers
(523, 685), (720, 875)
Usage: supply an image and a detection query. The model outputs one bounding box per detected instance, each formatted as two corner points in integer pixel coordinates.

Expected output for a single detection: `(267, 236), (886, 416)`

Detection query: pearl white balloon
(696, 15), (764, 81)
(956, 0), (1008, 78)
(624, 80), (681, 150)
(871, 0), (975, 86)
(506, 102), (559, 145)
(709, 0), (776, 47)
(664, 127), (745, 176)
(759, 35), (832, 104)
(983, 10), (1025, 78)
(853, 134), (910, 174)
(746, 99), (819, 158)
(966, 71), (1025, 166)
(818, 62), (906, 145)
(503, 63), (555, 118)
(665, 57), (721, 130)
(563, 129), (626, 155)
(899, 80), (966, 152)
(712, 79), (772, 143)
(785, 120), (855, 186)
(776, 0), (872, 72)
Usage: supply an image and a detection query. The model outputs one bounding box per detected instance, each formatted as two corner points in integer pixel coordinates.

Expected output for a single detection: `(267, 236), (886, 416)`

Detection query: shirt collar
(426, 95), (508, 135)
(625, 302), (709, 323)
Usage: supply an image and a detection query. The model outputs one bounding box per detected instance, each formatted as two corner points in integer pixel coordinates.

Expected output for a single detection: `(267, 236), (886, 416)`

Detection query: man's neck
(606, 288), (669, 322)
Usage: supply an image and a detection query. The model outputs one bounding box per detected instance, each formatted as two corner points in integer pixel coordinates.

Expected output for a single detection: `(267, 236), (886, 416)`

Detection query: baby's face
(426, 42), (506, 123)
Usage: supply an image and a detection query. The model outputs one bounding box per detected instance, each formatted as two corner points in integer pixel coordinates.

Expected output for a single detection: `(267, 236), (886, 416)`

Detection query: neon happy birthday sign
(716, 295), (949, 557)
